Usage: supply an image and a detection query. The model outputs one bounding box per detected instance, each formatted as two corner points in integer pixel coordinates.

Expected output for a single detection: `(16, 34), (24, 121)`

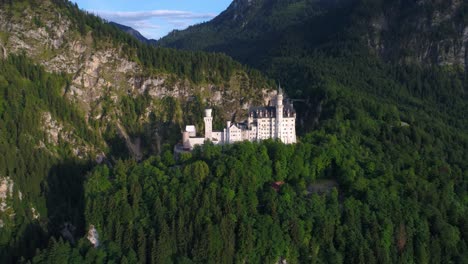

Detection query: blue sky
(72, 0), (232, 39)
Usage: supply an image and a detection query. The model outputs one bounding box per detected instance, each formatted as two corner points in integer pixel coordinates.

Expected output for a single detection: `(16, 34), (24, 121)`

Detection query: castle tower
(247, 112), (253, 129)
(204, 109), (213, 140)
(276, 85), (283, 140)
(226, 121), (231, 144)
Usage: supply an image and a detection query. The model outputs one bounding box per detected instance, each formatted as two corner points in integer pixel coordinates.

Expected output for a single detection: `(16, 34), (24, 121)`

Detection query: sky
(72, 0), (232, 39)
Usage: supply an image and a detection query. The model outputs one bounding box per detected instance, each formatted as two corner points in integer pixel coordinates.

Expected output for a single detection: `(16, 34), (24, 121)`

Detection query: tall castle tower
(204, 109), (213, 140)
(276, 86), (283, 140)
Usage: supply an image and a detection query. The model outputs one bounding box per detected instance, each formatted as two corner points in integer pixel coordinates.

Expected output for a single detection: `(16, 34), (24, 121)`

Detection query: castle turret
(204, 109), (213, 140)
(226, 121), (231, 144)
(276, 85), (283, 140)
(247, 112), (253, 129)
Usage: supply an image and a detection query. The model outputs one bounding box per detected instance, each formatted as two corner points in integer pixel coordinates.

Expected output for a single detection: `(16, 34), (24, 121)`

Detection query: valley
(0, 0), (466, 263)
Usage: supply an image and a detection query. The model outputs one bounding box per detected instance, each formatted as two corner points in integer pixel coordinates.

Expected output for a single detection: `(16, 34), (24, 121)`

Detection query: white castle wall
(182, 88), (296, 150)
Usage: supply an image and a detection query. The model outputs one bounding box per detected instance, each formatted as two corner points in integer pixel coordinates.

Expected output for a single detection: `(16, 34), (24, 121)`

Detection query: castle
(180, 87), (296, 150)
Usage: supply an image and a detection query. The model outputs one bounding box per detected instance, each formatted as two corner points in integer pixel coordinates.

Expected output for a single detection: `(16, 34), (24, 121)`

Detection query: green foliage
(0, 1), (466, 263)
(154, 1), (467, 260)
(24, 0), (270, 87)
(34, 102), (468, 262)
(0, 55), (98, 262)
(184, 160), (210, 182)
(84, 166), (112, 198)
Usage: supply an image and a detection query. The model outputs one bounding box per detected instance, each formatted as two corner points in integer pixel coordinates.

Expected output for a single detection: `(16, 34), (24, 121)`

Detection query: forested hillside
(0, 54), (96, 261)
(0, 0), (272, 150)
(0, 0), (467, 263)
(159, 0), (468, 69)
(31, 81), (468, 263)
(151, 0), (468, 263)
(0, 0), (272, 262)
(158, 0), (468, 131)
(109, 22), (157, 45)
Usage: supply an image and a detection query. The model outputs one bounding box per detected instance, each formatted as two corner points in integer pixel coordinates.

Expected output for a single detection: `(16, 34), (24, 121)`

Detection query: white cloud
(132, 21), (161, 30)
(88, 9), (215, 39)
(93, 10), (216, 20)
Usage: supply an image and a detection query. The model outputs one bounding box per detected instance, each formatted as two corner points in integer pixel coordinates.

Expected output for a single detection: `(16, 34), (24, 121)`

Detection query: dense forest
(31, 81), (467, 263)
(2, 53), (465, 263)
(47, 0), (268, 87)
(0, 0), (270, 261)
(159, 0), (468, 70)
(0, 0), (273, 151)
(0, 55), (96, 261)
(0, 0), (466, 263)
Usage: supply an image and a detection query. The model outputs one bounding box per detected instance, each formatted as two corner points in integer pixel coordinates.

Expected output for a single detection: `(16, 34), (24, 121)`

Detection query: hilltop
(160, 0), (468, 69)
(109, 22), (158, 45)
(0, 0), (273, 261)
(0, 0), (467, 263)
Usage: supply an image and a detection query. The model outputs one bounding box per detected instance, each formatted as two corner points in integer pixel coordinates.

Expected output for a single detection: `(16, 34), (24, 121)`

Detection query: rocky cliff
(365, 0), (467, 68)
(160, 0), (468, 69)
(0, 2), (274, 256)
(0, 0), (272, 158)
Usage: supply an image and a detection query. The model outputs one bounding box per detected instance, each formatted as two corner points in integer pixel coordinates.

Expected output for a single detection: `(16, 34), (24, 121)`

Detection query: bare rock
(87, 225), (100, 248)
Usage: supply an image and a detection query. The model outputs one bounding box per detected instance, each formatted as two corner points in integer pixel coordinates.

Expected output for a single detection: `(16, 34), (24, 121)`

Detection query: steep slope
(0, 0), (273, 152)
(159, 0), (339, 67)
(159, 0), (468, 69)
(159, 0), (468, 132)
(153, 2), (468, 263)
(364, 0), (468, 66)
(0, 0), (274, 261)
(109, 22), (157, 45)
(0, 0), (467, 263)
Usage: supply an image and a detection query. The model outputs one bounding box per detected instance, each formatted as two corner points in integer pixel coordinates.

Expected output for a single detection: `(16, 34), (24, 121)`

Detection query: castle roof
(249, 99), (296, 118)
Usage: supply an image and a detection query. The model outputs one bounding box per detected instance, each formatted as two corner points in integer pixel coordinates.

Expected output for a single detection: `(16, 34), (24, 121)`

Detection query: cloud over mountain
(89, 9), (216, 39)
(93, 10), (216, 20)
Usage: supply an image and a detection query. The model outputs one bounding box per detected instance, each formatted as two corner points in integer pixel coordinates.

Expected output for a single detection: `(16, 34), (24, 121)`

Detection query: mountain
(0, 0), (467, 263)
(0, 0), (273, 261)
(0, 0), (272, 154)
(159, 0), (468, 69)
(158, 1), (468, 262)
(159, 0), (468, 131)
(109, 22), (158, 45)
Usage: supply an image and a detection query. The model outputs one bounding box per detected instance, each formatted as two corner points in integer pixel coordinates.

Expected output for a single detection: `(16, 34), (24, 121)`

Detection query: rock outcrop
(367, 0), (467, 68)
(160, 0), (467, 69)
(0, 1), (272, 159)
(41, 111), (95, 159)
(0, 177), (14, 214)
(0, 177), (17, 228)
(87, 225), (100, 248)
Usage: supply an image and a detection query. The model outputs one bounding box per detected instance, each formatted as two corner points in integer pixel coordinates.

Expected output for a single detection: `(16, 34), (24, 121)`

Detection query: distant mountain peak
(109, 22), (157, 45)
(160, 0), (468, 69)
(232, 0), (255, 7)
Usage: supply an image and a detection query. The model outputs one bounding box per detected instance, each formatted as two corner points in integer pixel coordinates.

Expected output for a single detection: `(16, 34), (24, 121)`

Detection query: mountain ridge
(0, 1), (274, 260)
(159, 0), (468, 69)
(0, 0), (466, 263)
(109, 22), (158, 45)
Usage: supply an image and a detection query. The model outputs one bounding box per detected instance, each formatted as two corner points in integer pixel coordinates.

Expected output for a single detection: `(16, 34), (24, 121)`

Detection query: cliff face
(365, 0), (467, 68)
(0, 5), (134, 116)
(0, 1), (272, 159)
(160, 0), (468, 69)
(1, 6), (246, 115)
(0, 1), (276, 253)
